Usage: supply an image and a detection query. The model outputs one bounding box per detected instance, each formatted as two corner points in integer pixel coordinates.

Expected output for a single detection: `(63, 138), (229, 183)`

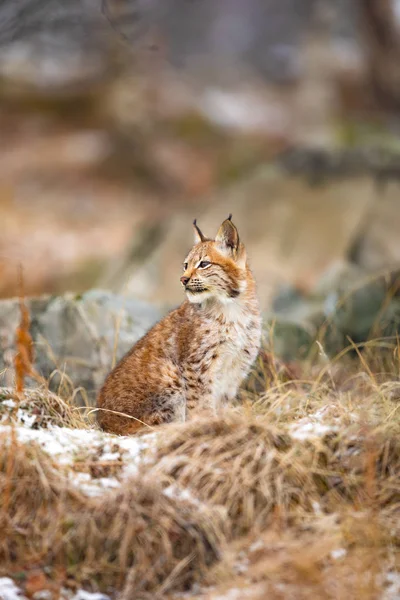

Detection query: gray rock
(264, 319), (315, 361)
(312, 260), (364, 299)
(325, 278), (389, 342)
(349, 191), (400, 271)
(272, 282), (325, 324)
(268, 261), (400, 359)
(0, 290), (161, 402)
(380, 299), (400, 338)
(272, 283), (305, 315)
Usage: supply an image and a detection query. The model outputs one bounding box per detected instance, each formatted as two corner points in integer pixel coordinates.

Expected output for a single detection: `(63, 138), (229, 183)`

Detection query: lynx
(97, 216), (261, 435)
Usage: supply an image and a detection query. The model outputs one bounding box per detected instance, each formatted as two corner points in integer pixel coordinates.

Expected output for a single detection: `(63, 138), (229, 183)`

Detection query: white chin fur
(186, 290), (213, 303)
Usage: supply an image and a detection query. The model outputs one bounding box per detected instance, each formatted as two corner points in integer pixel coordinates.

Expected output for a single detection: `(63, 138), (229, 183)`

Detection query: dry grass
(1, 338), (400, 598)
(0, 386), (92, 429)
(0, 436), (225, 598)
(196, 524), (394, 599)
(148, 411), (400, 536)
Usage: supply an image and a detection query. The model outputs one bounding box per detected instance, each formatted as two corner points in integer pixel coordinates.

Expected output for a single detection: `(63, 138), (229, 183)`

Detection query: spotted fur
(97, 216), (261, 435)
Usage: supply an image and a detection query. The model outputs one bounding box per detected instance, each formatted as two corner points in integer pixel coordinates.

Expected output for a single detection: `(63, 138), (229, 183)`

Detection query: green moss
(167, 112), (224, 144)
(335, 117), (400, 151)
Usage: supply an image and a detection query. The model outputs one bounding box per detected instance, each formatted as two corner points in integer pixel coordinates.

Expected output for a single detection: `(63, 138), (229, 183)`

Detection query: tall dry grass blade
(14, 265), (34, 396)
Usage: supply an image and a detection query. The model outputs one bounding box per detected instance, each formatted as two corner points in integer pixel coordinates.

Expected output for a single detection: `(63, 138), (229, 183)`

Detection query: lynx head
(181, 215), (248, 304)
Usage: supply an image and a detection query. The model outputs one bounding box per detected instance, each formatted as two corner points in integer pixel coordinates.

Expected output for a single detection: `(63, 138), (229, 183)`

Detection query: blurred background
(1, 0), (400, 313)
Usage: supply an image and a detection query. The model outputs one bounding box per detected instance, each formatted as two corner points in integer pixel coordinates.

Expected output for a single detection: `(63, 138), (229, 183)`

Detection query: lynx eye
(198, 260), (211, 269)
(183, 262), (188, 271)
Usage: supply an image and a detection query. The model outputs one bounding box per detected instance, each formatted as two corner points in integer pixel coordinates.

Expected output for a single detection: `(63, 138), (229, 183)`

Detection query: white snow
(291, 420), (332, 441)
(71, 591), (110, 600)
(72, 472), (121, 496)
(15, 409), (37, 429)
(290, 406), (338, 441)
(1, 400), (16, 408)
(1, 400), (37, 428)
(213, 591), (243, 600)
(0, 404), (154, 496)
(0, 579), (111, 600)
(249, 539), (265, 553)
(0, 578), (26, 600)
(0, 419), (150, 465)
(163, 484), (207, 509)
(212, 587), (264, 600)
(312, 501), (323, 516)
(383, 572), (400, 600)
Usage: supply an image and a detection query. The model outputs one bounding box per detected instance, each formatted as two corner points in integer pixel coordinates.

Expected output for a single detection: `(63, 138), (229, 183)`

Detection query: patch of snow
(330, 548), (347, 560)
(71, 591), (110, 600)
(383, 572), (400, 600)
(16, 408), (37, 428)
(0, 578), (27, 600)
(212, 586), (264, 600)
(164, 485), (193, 502)
(0, 418), (154, 496)
(0, 421), (150, 465)
(32, 592), (51, 600)
(291, 420), (333, 441)
(233, 553), (249, 576)
(72, 472), (121, 497)
(119, 432), (157, 477)
(99, 451), (120, 461)
(163, 484), (207, 509)
(249, 539), (265, 552)
(1, 403), (36, 428)
(212, 590), (242, 600)
(312, 501), (323, 516)
(1, 399), (16, 408)
(289, 405), (338, 440)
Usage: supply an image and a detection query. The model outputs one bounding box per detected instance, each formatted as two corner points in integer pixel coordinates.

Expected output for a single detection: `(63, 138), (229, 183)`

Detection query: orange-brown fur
(97, 217), (261, 435)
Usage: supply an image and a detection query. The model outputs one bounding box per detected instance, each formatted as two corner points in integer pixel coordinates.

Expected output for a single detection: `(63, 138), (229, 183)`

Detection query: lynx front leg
(173, 395), (187, 422)
(152, 394), (186, 425)
(185, 377), (215, 416)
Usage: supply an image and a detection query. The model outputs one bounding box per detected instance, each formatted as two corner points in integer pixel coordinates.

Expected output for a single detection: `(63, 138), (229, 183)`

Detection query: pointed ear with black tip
(215, 216), (246, 267)
(215, 216), (239, 254)
(193, 219), (206, 244)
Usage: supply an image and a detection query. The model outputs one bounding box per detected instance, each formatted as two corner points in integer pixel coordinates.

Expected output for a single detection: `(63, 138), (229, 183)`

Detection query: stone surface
(269, 261), (400, 360)
(0, 290), (161, 402)
(264, 319), (315, 361)
(349, 187), (400, 270)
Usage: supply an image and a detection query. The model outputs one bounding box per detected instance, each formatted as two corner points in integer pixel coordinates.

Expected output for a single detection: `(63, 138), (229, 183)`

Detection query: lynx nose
(180, 276), (190, 286)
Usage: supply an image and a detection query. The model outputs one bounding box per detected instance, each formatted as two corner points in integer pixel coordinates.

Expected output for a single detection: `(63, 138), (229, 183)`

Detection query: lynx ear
(193, 219), (206, 244)
(215, 214), (239, 253)
(215, 215), (246, 267)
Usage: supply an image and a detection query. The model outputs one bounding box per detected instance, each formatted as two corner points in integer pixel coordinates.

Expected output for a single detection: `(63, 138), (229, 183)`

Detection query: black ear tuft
(228, 214), (232, 221)
(193, 219), (206, 243)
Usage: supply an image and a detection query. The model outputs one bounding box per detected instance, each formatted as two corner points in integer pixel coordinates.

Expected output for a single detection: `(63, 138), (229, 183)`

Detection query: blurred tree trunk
(360, 0), (400, 110)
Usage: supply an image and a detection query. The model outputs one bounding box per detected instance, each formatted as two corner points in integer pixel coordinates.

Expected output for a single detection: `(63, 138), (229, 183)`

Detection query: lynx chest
(209, 305), (261, 404)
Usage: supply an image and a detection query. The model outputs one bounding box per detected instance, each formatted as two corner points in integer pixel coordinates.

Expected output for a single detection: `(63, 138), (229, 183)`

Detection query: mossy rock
(326, 281), (391, 342)
(264, 319), (315, 362)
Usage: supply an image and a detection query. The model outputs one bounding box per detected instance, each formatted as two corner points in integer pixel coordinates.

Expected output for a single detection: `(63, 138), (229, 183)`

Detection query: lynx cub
(97, 216), (261, 435)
